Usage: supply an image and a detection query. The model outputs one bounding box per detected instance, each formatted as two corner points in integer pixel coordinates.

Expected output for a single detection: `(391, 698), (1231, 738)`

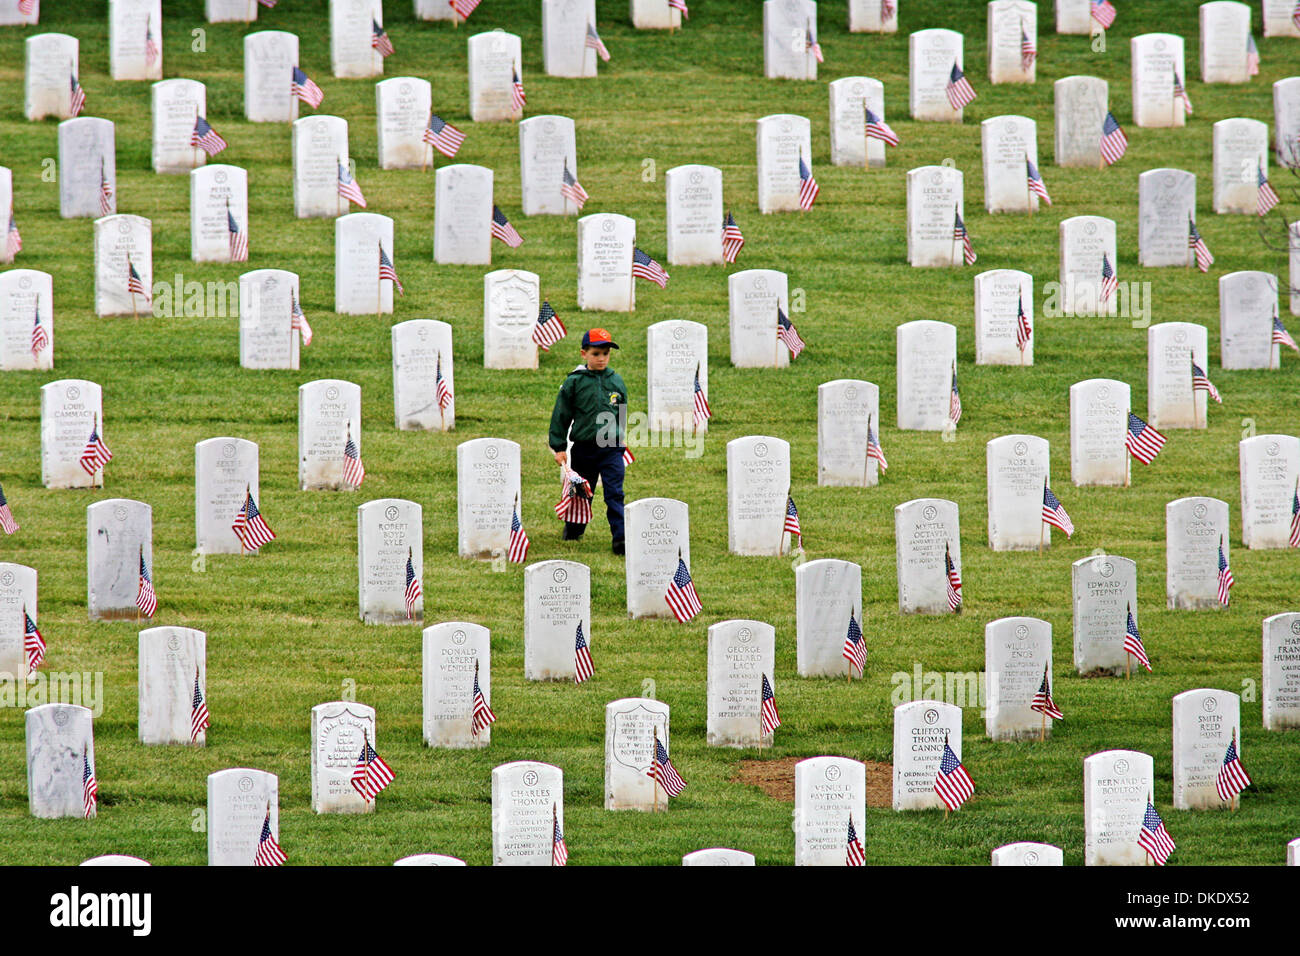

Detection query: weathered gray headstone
(87, 499), (152, 620)
(26, 704), (95, 819)
(1219, 271), (1279, 369)
(796, 559), (863, 677)
(138, 627), (206, 745)
(1139, 169), (1197, 267)
(1053, 76), (1107, 167)
(435, 164), (494, 266)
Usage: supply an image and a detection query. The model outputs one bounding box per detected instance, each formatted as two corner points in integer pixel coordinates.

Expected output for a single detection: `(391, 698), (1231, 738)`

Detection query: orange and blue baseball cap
(582, 328), (619, 349)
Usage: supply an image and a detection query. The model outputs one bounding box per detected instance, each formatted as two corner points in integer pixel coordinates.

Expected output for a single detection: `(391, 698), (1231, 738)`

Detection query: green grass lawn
(0, 0), (1297, 865)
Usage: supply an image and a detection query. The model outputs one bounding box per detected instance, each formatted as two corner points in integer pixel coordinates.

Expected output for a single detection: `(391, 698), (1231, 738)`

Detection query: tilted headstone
(763, 0), (819, 81)
(1059, 215), (1118, 316)
(1070, 379), (1130, 486)
(974, 269), (1033, 365)
(109, 0), (163, 81)
(87, 499), (152, 620)
(492, 762), (564, 865)
(1213, 118), (1269, 214)
(893, 700), (963, 810)
(577, 213), (635, 311)
(647, 320), (708, 436)
(707, 620), (777, 747)
(985, 617), (1053, 740)
(357, 499), (423, 624)
(195, 437), (261, 555)
(1240, 435), (1300, 549)
(895, 498), (962, 614)
(796, 559), (862, 677)
(1219, 271), (1279, 369)
(0, 269), (54, 371)
(1172, 688), (1242, 809)
(484, 269), (539, 370)
(1275, 78), (1300, 167)
(1147, 322), (1209, 429)
(335, 212), (395, 315)
(1263, 612), (1300, 730)
(26, 704), (95, 819)
(40, 379), (103, 489)
(794, 756), (867, 865)
(0, 564), (39, 680)
(906, 165), (965, 266)
(152, 79), (206, 175)
(1053, 76), (1107, 167)
(1166, 496), (1232, 609)
(94, 215), (152, 317)
(982, 115), (1041, 213)
(457, 438), (522, 559)
(542, 0), (598, 78)
(244, 31), (299, 123)
(1138, 169), (1196, 267)
(468, 31), (523, 122)
(331, 0), (382, 78)
(207, 768), (279, 865)
(986, 435), (1052, 551)
(392, 319), (455, 430)
(665, 165), (723, 266)
(849, 0), (898, 32)
(292, 115), (350, 219)
(1131, 33), (1188, 128)
(896, 320), (957, 429)
(909, 28), (965, 122)
(1084, 749), (1155, 865)
(58, 118), (115, 219)
(604, 697), (670, 810)
(817, 379), (880, 486)
(524, 560), (591, 681)
(24, 34), (79, 121)
(727, 436), (792, 556)
(829, 77), (887, 168)
(239, 269), (300, 370)
(625, 498), (691, 619)
(992, 842), (1063, 865)
(191, 165), (249, 263)
(987, 1), (1037, 85)
(310, 701), (376, 813)
(422, 622), (491, 748)
(1264, 0), (1300, 36)
(1072, 553), (1137, 674)
(728, 269), (789, 368)
(756, 114), (814, 214)
(683, 849), (756, 865)
(298, 379), (362, 490)
(1199, 1), (1252, 84)
(138, 626), (206, 745)
(376, 77), (433, 170)
(520, 115), (579, 216)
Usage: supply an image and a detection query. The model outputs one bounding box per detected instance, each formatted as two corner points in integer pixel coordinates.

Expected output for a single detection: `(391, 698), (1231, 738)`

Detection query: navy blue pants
(564, 441), (625, 547)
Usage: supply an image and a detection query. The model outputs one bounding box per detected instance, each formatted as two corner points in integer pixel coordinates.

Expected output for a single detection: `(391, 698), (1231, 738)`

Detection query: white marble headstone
(195, 437), (261, 555)
(728, 269), (789, 368)
(1072, 553), (1137, 674)
(542, 0), (598, 78)
(335, 212), (395, 315)
(1054, 0), (1093, 33)
(457, 438), (522, 559)
(986, 435), (1052, 550)
(468, 31), (523, 122)
(982, 115), (1040, 212)
(393, 854), (466, 865)
(683, 848), (756, 865)
(1084, 749), (1155, 865)
(207, 0), (256, 24)
(906, 165), (965, 266)
(1172, 688), (1242, 809)
(376, 77), (433, 170)
(94, 215), (152, 318)
(24, 34), (79, 121)
(1263, 612), (1300, 730)
(604, 697), (671, 810)
(423, 622), (491, 748)
(298, 379), (362, 490)
(0, 564), (38, 680)
(152, 79), (206, 175)
(974, 269), (1033, 365)
(416, 0), (459, 19)
(893, 700), (962, 810)
(81, 856), (151, 866)
(727, 436), (792, 556)
(40, 379), (103, 489)
(358, 499), (423, 624)
(1070, 378), (1130, 486)
(577, 213), (635, 311)
(1275, 79), (1300, 169)
(244, 31), (299, 123)
(1131, 33), (1188, 128)
(849, 0), (898, 32)
(1219, 271), (1279, 369)
(894, 498), (961, 614)
(26, 704), (95, 819)
(707, 620), (777, 747)
(987, 1), (1037, 85)
(1240, 435), (1300, 549)
(239, 269), (300, 370)
(0, 270), (54, 371)
(665, 165), (723, 266)
(1059, 215), (1118, 316)
(647, 320), (708, 436)
(910, 28), (965, 122)
(991, 842), (1063, 865)
(191, 165), (249, 263)
(1213, 119), (1269, 215)
(331, 0), (382, 78)
(1147, 322), (1209, 429)
(1200, 1), (1252, 84)
(796, 560), (863, 677)
(1, 0), (38, 25)
(829, 77), (887, 168)
(310, 701), (376, 813)
(896, 320), (957, 429)
(985, 617), (1053, 739)
(817, 379), (880, 486)
(1054, 75), (1107, 167)
(484, 269), (539, 370)
(1138, 168), (1197, 267)
(631, 0), (684, 29)
(59, 118), (115, 219)
(1264, 0), (1300, 36)
(756, 114), (814, 214)
(392, 319), (455, 430)
(207, 768), (278, 865)
(1166, 496), (1232, 609)
(520, 115), (579, 216)
(492, 762), (564, 865)
(292, 115), (350, 219)
(764, 0), (819, 81)
(794, 756), (867, 864)
(138, 626), (206, 745)
(87, 499), (152, 620)
(625, 498), (691, 618)
(524, 560), (591, 681)
(109, 0), (163, 81)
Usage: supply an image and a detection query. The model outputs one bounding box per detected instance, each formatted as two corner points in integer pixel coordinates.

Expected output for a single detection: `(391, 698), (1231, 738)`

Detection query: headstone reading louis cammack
(894, 498), (961, 614)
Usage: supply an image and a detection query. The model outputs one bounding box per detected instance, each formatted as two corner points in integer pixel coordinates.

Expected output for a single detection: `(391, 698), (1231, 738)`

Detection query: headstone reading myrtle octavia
(894, 498), (961, 614)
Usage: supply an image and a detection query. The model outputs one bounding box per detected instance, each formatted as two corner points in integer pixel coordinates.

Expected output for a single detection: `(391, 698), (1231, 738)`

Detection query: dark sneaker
(612, 541), (625, 556)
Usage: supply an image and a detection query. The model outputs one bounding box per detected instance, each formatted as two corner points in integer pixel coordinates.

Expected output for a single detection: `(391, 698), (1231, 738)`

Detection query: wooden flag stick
(551, 804), (558, 864)
(136, 544), (141, 624)
(423, 109), (433, 173)
(338, 155), (346, 217)
(863, 414), (872, 487)
(240, 482), (249, 555)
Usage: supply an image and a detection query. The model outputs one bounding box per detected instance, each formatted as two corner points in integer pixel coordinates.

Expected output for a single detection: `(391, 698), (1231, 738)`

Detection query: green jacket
(548, 366), (628, 451)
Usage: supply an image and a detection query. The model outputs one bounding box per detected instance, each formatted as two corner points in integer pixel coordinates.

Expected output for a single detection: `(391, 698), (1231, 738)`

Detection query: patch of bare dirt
(732, 757), (893, 808)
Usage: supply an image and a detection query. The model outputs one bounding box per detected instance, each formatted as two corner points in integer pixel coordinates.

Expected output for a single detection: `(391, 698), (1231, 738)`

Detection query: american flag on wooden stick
(436, 353), (453, 410)
(255, 808), (286, 866)
(1247, 34), (1260, 76)
(31, 306), (48, 359)
(669, 0), (689, 17)
(127, 258), (148, 300)
(867, 418), (888, 472)
(24, 606), (43, 672)
(227, 205), (248, 262)
(1172, 66), (1193, 115)
(798, 154), (820, 210)
(99, 161), (113, 216)
(1020, 25), (1036, 72)
(1090, 0), (1116, 29)
(552, 806), (569, 866)
(82, 748), (98, 819)
(342, 427), (364, 488)
(1026, 157), (1051, 205)
(449, 0), (482, 19)
(292, 292), (313, 346)
(1030, 664), (1063, 720)
(864, 105), (899, 146)
(70, 71), (86, 117)
(664, 550), (701, 622)
(1215, 732), (1251, 803)
(841, 611), (866, 676)
(533, 301), (566, 350)
(350, 734), (395, 802)
(136, 547), (157, 618)
(510, 65), (526, 113)
(1274, 313), (1299, 352)
(1191, 360), (1221, 403)
(574, 621), (594, 683)
(585, 23), (611, 61)
(337, 162), (367, 208)
(721, 211), (745, 262)
(79, 417), (112, 476)
(471, 660), (497, 736)
(232, 486), (276, 551)
(144, 21), (159, 69)
(777, 305), (805, 358)
(945, 62), (977, 110)
(509, 498), (530, 563)
(1042, 483), (1074, 537)
(491, 206), (524, 247)
(291, 66), (324, 108)
(0, 482), (18, 535)
(191, 116), (228, 157)
(649, 732), (686, 797)
(805, 23), (823, 63)
(954, 210), (976, 265)
(846, 817), (865, 866)
(379, 243), (404, 295)
(693, 364), (711, 429)
(560, 160), (588, 210)
(783, 494), (802, 544)
(760, 673), (781, 735)
(1124, 605), (1151, 671)
(1291, 480), (1300, 548)
(945, 543), (962, 612)
(7, 207), (21, 259)
(949, 363), (962, 424)
(190, 669), (209, 744)
(371, 20), (395, 58)
(404, 548), (421, 619)
(1100, 111), (1128, 165)
(934, 737), (974, 811)
(1125, 412), (1165, 464)
(1257, 163), (1281, 216)
(1016, 292), (1032, 352)
(1138, 801), (1175, 865)
(1100, 252), (1117, 303)
(423, 113), (466, 158)
(1217, 536), (1234, 606)
(632, 248), (669, 288)
(1188, 217), (1213, 272)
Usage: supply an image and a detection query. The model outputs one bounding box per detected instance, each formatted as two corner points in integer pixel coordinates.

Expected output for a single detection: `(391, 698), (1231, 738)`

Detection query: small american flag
(1215, 733), (1251, 803)
(127, 258), (148, 299)
(1124, 606), (1151, 671)
(371, 20), (395, 58)
(379, 243), (404, 295)
(1290, 481), (1300, 548)
(934, 737), (974, 811)
(491, 205), (524, 248)
(1125, 412), (1165, 464)
(574, 621), (594, 683)
(948, 363), (962, 424)
(232, 487), (276, 551)
(777, 305), (805, 358)
(291, 66), (324, 108)
(144, 21), (159, 69)
(805, 24), (823, 63)
(668, 0), (689, 17)
(1274, 313), (1299, 352)
(1026, 157), (1051, 205)
(1090, 0), (1117, 29)
(6, 208), (21, 259)
(945, 543), (962, 612)
(846, 817), (865, 866)
(404, 548), (421, 619)
(551, 806), (568, 866)
(665, 551), (702, 622)
(1030, 664), (1064, 720)
(867, 418), (888, 472)
(623, 447), (635, 466)
(510, 66), (526, 113)
(1188, 217), (1213, 272)
(1100, 253), (1117, 303)
(555, 469), (593, 524)
(881, 0), (896, 21)
(24, 607), (43, 672)
(508, 499), (530, 563)
(423, 113), (465, 158)
(842, 611), (866, 676)
(191, 116), (228, 157)
(946, 61), (977, 110)
(0, 482), (18, 534)
(1191, 360), (1221, 403)
(436, 353), (453, 410)
(560, 161), (589, 210)
(255, 808), (286, 866)
(1137, 801), (1175, 865)
(1247, 35), (1260, 77)
(32, 306), (49, 358)
(292, 292), (313, 346)
(721, 211), (745, 263)
(585, 22), (611, 62)
(1016, 292), (1032, 352)
(692, 364), (711, 429)
(190, 669), (209, 744)
(99, 161), (113, 216)
(70, 71), (86, 117)
(350, 735), (395, 802)
(471, 661), (496, 736)
(783, 494), (802, 544)
(17, 0), (35, 15)
(136, 547), (157, 618)
(1172, 67), (1192, 116)
(1217, 536), (1234, 606)
(864, 106), (899, 146)
(533, 301), (566, 350)
(449, 0), (481, 19)
(79, 418), (112, 476)
(227, 206), (248, 262)
(1020, 25), (1036, 72)
(760, 673), (781, 735)
(82, 748), (98, 819)
(342, 428), (364, 488)
(632, 247), (669, 288)
(954, 210), (976, 265)
(337, 162), (367, 208)
(1042, 484), (1074, 537)
(798, 154), (820, 211)
(1100, 111), (1128, 165)
(1257, 163), (1281, 216)
(649, 734), (686, 797)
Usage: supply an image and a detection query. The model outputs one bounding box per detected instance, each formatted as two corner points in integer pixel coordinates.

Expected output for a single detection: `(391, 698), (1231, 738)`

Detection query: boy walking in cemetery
(548, 329), (629, 555)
